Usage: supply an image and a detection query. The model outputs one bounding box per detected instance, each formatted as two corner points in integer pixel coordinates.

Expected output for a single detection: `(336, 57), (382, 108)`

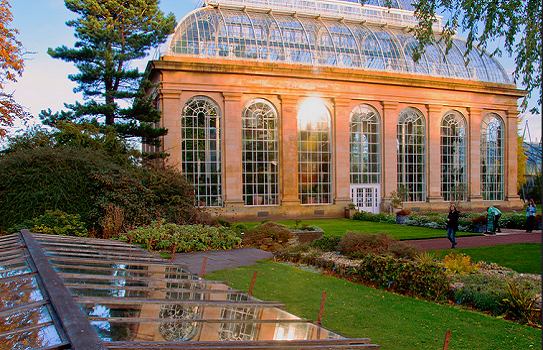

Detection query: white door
(350, 185), (381, 214)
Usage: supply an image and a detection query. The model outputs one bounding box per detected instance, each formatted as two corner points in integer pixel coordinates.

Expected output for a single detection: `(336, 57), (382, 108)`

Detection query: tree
(411, 0), (542, 112)
(46, 0), (176, 148)
(0, 0), (29, 137)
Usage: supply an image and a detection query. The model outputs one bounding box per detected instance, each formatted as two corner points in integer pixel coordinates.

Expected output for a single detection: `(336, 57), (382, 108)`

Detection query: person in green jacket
(487, 206), (502, 233)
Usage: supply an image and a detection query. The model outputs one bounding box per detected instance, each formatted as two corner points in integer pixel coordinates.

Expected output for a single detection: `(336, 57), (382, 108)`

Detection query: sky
(4, 0), (542, 143)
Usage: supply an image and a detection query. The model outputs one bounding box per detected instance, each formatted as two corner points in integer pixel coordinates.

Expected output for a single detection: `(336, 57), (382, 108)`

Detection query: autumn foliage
(0, 0), (28, 137)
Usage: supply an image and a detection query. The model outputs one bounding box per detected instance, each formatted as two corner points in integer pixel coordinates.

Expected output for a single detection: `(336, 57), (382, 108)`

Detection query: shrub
(243, 222), (294, 251)
(348, 254), (449, 301)
(352, 211), (395, 223)
(451, 273), (509, 314)
(441, 252), (480, 274)
(231, 223), (248, 233)
(337, 232), (416, 259)
(0, 124), (197, 236)
(19, 210), (88, 237)
(121, 220), (242, 253)
(310, 235), (342, 252)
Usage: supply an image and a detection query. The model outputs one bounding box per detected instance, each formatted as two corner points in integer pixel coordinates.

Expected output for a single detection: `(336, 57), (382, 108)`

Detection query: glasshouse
(145, 0), (524, 220)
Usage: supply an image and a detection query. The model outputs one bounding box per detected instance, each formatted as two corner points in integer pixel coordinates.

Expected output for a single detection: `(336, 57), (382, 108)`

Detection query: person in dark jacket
(446, 204), (460, 249)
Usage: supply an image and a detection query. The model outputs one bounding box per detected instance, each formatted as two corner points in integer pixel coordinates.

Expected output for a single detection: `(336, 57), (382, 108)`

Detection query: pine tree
(47, 0), (176, 148)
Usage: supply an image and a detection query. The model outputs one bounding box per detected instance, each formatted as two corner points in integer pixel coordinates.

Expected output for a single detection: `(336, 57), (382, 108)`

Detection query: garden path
(408, 229), (541, 251)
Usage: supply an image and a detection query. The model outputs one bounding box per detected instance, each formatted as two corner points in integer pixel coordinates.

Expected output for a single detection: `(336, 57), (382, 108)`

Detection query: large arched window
(181, 96), (222, 207)
(298, 98), (332, 205)
(481, 113), (504, 201)
(242, 99), (279, 206)
(397, 108), (426, 202)
(441, 111), (468, 201)
(350, 104), (381, 184)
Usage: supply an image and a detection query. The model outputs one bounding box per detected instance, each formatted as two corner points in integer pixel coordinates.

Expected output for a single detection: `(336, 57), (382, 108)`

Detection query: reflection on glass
(0, 324), (62, 350)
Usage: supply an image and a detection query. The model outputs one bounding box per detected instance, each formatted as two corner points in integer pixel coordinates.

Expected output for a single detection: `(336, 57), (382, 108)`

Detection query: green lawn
(208, 261), (541, 350)
(241, 218), (478, 240)
(431, 243), (542, 275)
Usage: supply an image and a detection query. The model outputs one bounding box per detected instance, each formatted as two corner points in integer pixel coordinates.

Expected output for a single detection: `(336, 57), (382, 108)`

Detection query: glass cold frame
(168, 2), (510, 84)
(350, 104), (381, 185)
(242, 99), (280, 206)
(441, 111), (468, 201)
(481, 113), (505, 201)
(1, 232), (376, 348)
(397, 107), (426, 202)
(181, 96), (223, 207)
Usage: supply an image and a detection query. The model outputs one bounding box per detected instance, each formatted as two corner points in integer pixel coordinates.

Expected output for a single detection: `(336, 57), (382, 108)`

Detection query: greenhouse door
(350, 185), (380, 214)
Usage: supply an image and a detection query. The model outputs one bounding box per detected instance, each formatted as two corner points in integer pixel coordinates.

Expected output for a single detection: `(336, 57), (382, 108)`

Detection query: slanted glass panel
(168, 7), (510, 84)
(397, 108), (426, 202)
(0, 324), (63, 349)
(441, 111), (468, 201)
(242, 99), (280, 206)
(298, 99), (333, 205)
(350, 104), (381, 184)
(181, 96), (223, 207)
(481, 113), (504, 201)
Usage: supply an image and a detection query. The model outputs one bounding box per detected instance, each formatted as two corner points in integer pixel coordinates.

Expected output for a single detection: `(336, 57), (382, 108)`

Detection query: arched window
(397, 108), (426, 202)
(481, 113), (504, 200)
(298, 98), (332, 204)
(242, 99), (279, 206)
(350, 104), (381, 184)
(441, 111), (468, 201)
(181, 96), (222, 207)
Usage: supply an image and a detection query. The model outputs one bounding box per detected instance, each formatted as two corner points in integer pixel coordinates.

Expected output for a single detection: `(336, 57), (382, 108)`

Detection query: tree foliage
(0, 122), (195, 235)
(46, 0), (176, 148)
(0, 0), (29, 137)
(411, 0), (542, 112)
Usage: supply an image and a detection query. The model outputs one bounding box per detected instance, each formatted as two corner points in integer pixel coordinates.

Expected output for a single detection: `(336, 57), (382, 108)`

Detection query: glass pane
(0, 324), (63, 349)
(0, 288), (44, 310)
(90, 320), (344, 342)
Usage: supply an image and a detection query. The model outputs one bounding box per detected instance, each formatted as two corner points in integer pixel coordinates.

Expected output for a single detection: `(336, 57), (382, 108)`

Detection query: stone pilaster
(161, 90), (182, 169)
(222, 92), (244, 205)
(427, 104), (444, 202)
(468, 107), (483, 201)
(381, 102), (399, 201)
(333, 98), (352, 205)
(280, 95), (301, 205)
(505, 109), (521, 202)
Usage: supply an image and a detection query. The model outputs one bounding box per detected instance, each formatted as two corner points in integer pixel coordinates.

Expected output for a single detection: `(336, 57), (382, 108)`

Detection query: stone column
(161, 90), (182, 169)
(333, 98), (352, 205)
(280, 95), (300, 205)
(427, 104), (444, 202)
(505, 109), (521, 202)
(381, 102), (399, 204)
(468, 107), (483, 201)
(222, 92), (244, 206)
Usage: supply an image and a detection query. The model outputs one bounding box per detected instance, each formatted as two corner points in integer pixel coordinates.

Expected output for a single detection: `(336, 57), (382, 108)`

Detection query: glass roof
(166, 4), (510, 84)
(0, 231), (379, 349)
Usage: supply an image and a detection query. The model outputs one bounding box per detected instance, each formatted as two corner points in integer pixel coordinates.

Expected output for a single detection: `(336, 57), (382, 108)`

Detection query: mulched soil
(407, 230), (541, 251)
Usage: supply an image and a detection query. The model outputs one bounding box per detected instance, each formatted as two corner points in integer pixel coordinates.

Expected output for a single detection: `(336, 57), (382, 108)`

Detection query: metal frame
(440, 111), (468, 202)
(481, 113), (505, 201)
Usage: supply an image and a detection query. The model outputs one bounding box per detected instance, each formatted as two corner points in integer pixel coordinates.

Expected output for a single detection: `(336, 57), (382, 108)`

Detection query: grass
(207, 261), (541, 350)
(240, 218), (478, 240)
(430, 243), (542, 275)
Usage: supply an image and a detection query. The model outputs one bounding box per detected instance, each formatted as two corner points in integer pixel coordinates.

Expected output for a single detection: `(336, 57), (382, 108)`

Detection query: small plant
(441, 252), (480, 274)
(395, 209), (411, 216)
(501, 280), (541, 325)
(347, 202), (356, 210)
(31, 210), (88, 237)
(414, 251), (437, 265)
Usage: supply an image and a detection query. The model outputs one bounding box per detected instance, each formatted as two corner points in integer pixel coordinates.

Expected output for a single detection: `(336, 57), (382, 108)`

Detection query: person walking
(525, 199), (537, 233)
(446, 204), (460, 248)
(487, 206), (502, 233)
